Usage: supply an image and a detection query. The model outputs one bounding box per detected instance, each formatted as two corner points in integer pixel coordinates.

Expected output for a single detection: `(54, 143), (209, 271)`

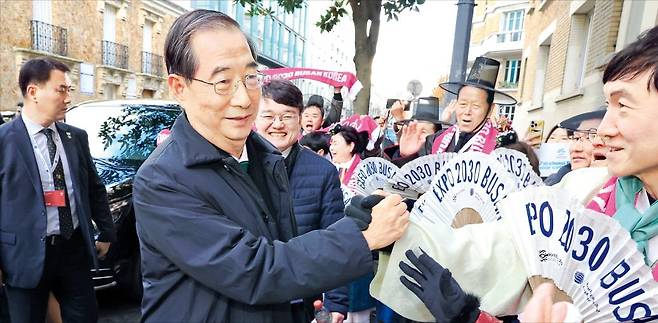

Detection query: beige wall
(513, 0), (623, 137)
(0, 0), (182, 112)
(469, 0), (528, 106)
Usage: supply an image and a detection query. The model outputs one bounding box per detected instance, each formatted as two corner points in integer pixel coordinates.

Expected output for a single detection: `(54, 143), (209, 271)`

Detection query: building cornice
(141, 0), (188, 18)
(13, 48), (84, 64)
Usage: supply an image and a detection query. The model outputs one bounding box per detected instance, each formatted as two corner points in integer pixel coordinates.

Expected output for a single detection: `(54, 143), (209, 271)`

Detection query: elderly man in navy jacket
(255, 79), (350, 322)
(133, 10), (410, 323)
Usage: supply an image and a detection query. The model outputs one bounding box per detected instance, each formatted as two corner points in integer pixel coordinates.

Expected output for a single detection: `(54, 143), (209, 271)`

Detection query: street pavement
(97, 288), (141, 323)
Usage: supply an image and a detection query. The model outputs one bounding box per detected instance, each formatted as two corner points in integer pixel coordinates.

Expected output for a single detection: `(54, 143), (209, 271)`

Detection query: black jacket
(322, 92), (344, 128)
(0, 118), (115, 288)
(286, 144), (349, 314)
(134, 114), (373, 323)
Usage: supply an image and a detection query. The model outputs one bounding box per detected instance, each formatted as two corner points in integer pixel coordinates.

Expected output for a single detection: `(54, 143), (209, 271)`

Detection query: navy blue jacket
(286, 144), (349, 314)
(0, 118), (116, 288)
(133, 114), (373, 323)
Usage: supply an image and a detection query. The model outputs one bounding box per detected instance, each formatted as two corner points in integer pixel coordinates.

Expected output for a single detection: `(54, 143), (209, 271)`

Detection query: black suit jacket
(0, 117), (116, 288)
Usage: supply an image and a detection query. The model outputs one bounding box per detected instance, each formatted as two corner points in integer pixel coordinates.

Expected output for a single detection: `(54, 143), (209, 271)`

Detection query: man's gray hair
(164, 9), (257, 80)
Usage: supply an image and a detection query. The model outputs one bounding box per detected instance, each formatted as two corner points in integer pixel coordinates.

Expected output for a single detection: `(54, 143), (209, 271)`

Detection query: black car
(66, 99), (181, 300)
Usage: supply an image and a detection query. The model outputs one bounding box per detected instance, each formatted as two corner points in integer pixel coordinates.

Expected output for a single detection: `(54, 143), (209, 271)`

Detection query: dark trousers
(290, 301), (311, 323)
(5, 229), (97, 323)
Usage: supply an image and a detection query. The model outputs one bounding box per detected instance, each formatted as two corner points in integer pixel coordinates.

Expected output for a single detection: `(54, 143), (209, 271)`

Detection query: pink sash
(431, 120), (499, 154)
(586, 176), (618, 216)
(341, 154), (362, 186)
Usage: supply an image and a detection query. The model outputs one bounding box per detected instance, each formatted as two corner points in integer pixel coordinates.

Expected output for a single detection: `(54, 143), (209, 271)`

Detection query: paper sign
(537, 143), (570, 177)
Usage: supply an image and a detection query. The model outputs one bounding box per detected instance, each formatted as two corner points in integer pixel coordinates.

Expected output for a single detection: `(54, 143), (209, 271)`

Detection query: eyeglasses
(568, 129), (598, 143)
(258, 112), (299, 125)
(190, 72), (265, 96)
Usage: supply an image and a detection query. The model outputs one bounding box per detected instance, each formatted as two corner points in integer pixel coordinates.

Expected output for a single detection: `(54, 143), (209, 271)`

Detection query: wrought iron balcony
(102, 40), (129, 70)
(31, 20), (68, 56)
(141, 51), (164, 76)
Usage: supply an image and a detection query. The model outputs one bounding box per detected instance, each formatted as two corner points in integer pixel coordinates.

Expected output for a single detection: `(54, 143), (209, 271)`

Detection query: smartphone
(527, 120), (545, 143)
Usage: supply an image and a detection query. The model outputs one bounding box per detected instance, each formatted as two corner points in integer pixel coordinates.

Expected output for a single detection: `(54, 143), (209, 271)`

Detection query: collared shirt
(22, 114), (78, 235)
(333, 154), (356, 171)
(232, 145), (249, 164)
(280, 146), (293, 158)
(334, 155), (356, 184)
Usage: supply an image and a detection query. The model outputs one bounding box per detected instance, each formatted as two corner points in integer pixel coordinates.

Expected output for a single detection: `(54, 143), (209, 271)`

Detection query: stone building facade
(0, 0), (185, 112)
(466, 0), (657, 137)
(514, 0), (624, 136)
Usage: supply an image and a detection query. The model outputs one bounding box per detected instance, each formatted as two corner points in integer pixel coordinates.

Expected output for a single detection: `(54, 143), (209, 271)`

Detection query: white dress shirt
(22, 114), (78, 236)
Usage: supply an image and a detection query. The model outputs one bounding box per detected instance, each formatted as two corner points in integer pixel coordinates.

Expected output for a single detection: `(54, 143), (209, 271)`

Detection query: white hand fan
(340, 184), (355, 207)
(493, 148), (544, 189)
(410, 151), (520, 228)
(388, 153), (456, 194)
(500, 186), (658, 322)
(347, 157), (399, 196)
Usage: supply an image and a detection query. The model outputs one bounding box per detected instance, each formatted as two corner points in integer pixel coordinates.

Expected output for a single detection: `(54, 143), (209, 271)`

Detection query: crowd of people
(1, 7), (657, 323)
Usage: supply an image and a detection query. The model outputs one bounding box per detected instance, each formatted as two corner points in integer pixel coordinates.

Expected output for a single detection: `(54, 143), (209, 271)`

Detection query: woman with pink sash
(329, 125), (368, 186)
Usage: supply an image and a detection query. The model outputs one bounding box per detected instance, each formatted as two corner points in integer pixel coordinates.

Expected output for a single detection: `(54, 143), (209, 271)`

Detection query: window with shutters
(562, 11), (592, 94)
(532, 39), (551, 109)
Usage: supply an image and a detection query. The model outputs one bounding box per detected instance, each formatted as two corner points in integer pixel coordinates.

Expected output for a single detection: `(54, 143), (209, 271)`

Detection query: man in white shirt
(0, 57), (116, 323)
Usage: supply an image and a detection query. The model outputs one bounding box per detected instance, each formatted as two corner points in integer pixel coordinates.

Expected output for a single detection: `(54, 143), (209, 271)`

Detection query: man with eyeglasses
(0, 57), (116, 322)
(133, 10), (410, 323)
(255, 79), (350, 323)
(544, 109), (606, 186)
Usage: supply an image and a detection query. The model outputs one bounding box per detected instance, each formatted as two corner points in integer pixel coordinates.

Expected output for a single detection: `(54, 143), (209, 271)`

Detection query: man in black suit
(0, 57), (116, 322)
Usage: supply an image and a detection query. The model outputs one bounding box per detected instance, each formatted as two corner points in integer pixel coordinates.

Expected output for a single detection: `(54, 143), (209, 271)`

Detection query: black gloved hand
(399, 249), (481, 323)
(402, 198), (416, 212)
(344, 194), (386, 230)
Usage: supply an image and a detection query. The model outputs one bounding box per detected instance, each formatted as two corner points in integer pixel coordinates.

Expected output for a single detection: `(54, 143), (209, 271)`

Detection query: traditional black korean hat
(439, 56), (518, 105)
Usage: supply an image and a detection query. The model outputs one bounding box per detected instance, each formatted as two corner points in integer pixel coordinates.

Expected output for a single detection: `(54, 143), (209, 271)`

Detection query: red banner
(320, 114), (379, 140)
(261, 67), (362, 96)
(339, 114), (379, 138)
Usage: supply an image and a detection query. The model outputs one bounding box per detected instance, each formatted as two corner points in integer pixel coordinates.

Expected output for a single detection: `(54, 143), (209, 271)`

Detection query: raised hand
(399, 122), (427, 157)
(441, 99), (457, 122)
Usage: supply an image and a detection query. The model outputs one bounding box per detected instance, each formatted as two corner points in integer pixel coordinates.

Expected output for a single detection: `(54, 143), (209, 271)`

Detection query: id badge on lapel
(44, 190), (66, 207)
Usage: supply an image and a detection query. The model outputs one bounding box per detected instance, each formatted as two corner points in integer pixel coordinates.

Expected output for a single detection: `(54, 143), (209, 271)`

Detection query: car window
(66, 104), (180, 166)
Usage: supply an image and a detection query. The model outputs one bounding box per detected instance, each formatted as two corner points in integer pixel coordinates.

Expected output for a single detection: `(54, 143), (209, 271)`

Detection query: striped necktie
(41, 128), (74, 239)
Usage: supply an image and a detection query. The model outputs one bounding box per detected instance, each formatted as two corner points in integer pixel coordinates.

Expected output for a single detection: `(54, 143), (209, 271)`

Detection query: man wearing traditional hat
(398, 57), (517, 159)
